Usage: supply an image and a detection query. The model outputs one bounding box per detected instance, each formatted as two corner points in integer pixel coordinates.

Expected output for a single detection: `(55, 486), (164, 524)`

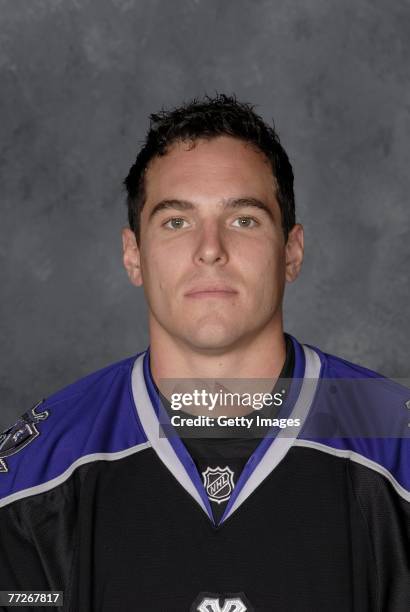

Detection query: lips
(185, 285), (237, 298)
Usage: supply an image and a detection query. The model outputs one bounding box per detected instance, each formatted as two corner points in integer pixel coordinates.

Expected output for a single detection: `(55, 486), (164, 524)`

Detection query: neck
(148, 316), (287, 386)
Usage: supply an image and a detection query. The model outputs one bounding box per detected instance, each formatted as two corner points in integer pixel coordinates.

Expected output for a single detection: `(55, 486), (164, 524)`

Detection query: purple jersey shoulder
(301, 341), (410, 498)
(0, 352), (149, 506)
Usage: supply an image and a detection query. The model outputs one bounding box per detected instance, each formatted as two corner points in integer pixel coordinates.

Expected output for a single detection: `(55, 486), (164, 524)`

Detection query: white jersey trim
(131, 354), (210, 518)
(223, 344), (322, 521)
(0, 442), (151, 510)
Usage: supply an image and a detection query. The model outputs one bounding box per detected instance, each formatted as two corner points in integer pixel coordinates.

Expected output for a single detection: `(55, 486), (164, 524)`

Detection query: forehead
(143, 136), (277, 205)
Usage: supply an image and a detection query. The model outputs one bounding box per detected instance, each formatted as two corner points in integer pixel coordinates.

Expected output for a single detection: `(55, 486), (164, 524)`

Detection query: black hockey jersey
(0, 334), (409, 611)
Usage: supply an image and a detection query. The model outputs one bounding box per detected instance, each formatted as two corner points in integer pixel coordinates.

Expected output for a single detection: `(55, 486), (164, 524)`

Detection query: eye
(163, 217), (190, 230)
(232, 216), (260, 228)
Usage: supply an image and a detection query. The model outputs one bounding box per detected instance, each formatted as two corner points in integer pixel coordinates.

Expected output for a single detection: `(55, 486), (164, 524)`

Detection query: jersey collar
(130, 335), (322, 526)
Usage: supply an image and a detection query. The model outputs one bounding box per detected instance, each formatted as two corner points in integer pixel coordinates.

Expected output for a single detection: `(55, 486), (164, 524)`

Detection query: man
(0, 94), (409, 611)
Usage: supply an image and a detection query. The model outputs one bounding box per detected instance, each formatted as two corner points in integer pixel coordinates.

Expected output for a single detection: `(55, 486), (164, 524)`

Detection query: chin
(182, 326), (243, 352)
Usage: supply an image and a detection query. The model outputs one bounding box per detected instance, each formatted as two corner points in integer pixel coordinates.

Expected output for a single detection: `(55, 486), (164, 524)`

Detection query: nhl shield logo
(0, 400), (49, 473)
(202, 466), (235, 504)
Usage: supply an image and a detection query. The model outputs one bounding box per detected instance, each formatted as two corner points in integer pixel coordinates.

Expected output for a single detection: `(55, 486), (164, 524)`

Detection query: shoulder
(299, 340), (410, 505)
(0, 353), (150, 509)
(305, 339), (408, 402)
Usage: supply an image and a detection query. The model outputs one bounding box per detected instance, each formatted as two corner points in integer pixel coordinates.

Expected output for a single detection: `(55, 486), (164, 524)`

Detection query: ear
(285, 223), (304, 283)
(122, 227), (143, 287)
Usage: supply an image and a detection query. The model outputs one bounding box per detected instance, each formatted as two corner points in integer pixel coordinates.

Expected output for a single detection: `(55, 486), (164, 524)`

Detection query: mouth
(185, 286), (238, 299)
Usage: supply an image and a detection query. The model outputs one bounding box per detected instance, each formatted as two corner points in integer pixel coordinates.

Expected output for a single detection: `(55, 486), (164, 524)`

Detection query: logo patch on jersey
(0, 400), (49, 473)
(202, 466), (235, 504)
(191, 592), (253, 612)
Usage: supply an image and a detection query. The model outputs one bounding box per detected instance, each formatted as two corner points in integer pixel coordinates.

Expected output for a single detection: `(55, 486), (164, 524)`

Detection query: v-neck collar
(130, 335), (322, 526)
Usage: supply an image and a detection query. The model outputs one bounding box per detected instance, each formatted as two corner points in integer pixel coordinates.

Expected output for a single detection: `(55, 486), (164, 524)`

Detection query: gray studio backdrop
(1, 0), (409, 428)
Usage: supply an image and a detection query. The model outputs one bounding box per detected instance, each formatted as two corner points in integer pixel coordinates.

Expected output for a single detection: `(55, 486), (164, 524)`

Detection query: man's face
(123, 136), (303, 353)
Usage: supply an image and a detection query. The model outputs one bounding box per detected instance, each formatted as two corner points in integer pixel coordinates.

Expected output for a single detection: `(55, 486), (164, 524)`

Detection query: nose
(193, 220), (228, 266)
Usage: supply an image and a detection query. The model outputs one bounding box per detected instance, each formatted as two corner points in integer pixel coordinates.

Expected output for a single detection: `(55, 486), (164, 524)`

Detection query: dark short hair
(124, 93), (295, 243)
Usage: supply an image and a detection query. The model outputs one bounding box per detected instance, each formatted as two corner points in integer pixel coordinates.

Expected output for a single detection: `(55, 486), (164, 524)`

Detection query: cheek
(241, 240), (284, 277)
(141, 245), (184, 294)
(244, 245), (286, 300)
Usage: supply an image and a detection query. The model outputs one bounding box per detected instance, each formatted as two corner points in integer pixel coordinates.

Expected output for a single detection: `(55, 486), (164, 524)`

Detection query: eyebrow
(148, 197), (275, 222)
